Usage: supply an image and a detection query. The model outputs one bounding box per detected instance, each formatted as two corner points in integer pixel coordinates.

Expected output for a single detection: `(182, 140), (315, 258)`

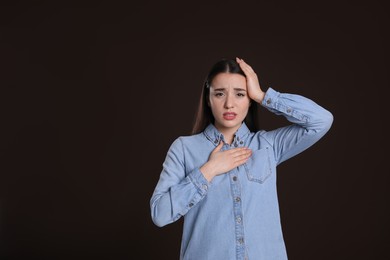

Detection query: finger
(233, 152), (252, 162)
(240, 62), (255, 74)
(238, 63), (255, 77)
(230, 146), (251, 152)
(226, 147), (248, 155)
(230, 146), (249, 151)
(237, 58), (254, 71)
(231, 149), (252, 158)
(233, 157), (250, 167)
(212, 141), (224, 153)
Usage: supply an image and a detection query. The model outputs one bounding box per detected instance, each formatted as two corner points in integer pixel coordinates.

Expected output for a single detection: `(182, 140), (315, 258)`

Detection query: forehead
(211, 73), (246, 89)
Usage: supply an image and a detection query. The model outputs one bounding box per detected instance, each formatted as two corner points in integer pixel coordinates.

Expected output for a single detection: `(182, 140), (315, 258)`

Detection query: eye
(237, 93), (245, 97)
(214, 92), (224, 97)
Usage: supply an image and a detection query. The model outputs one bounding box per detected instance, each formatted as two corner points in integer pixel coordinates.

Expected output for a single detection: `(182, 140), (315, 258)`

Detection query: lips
(223, 112), (237, 120)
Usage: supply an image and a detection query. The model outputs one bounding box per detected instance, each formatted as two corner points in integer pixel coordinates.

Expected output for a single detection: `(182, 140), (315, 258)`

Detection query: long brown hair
(191, 58), (260, 135)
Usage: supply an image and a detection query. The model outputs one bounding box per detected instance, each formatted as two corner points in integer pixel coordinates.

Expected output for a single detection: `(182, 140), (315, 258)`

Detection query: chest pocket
(244, 146), (273, 184)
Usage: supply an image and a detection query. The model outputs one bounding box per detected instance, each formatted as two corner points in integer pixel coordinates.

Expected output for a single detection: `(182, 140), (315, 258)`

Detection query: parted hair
(191, 58), (260, 135)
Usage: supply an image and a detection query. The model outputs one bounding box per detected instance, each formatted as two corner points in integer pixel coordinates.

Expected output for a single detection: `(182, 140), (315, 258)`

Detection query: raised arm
(259, 88), (333, 164)
(236, 57), (333, 164)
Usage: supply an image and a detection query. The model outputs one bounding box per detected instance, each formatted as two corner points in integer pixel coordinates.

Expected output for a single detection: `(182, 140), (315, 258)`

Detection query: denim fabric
(150, 88), (333, 260)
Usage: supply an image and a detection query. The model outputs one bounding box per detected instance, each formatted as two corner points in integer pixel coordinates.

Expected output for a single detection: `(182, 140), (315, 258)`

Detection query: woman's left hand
(236, 57), (265, 104)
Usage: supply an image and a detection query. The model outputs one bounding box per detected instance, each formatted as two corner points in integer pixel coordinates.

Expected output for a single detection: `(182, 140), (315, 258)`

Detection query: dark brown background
(1, 1), (388, 259)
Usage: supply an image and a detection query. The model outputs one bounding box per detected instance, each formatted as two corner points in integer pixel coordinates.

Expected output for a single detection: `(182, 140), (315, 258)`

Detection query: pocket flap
(244, 147), (272, 184)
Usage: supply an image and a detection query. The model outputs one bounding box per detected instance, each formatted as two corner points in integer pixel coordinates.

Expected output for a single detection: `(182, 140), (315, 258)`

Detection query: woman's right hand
(200, 141), (252, 182)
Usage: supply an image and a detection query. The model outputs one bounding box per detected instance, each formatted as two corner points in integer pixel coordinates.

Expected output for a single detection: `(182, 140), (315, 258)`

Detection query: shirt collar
(203, 122), (250, 147)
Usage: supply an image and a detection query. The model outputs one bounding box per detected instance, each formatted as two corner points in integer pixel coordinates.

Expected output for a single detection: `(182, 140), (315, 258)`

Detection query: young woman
(150, 57), (333, 260)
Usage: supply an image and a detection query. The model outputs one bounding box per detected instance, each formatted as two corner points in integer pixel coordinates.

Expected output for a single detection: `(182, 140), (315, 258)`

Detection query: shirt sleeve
(259, 87), (334, 165)
(150, 137), (210, 227)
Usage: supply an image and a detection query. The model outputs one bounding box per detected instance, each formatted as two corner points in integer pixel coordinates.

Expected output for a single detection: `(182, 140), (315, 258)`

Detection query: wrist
(253, 90), (265, 104)
(200, 163), (215, 182)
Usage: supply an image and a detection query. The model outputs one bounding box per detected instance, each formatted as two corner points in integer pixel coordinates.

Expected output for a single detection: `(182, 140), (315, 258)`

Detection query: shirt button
(232, 176), (237, 181)
(214, 139), (218, 144)
(188, 203), (194, 207)
(240, 141), (243, 144)
(287, 108), (292, 113)
(202, 184), (208, 190)
(236, 217), (242, 223)
(235, 197), (241, 202)
(238, 238), (244, 244)
(234, 142), (238, 147)
(266, 98), (271, 104)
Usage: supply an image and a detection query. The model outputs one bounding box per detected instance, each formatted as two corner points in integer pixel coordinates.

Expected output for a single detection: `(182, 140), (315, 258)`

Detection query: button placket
(229, 168), (246, 258)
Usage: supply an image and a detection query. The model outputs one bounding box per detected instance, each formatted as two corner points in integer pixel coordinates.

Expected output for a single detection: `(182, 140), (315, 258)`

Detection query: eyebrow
(212, 88), (246, 92)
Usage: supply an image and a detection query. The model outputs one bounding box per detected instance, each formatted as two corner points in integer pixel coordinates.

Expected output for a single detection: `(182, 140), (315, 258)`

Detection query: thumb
(212, 140), (224, 153)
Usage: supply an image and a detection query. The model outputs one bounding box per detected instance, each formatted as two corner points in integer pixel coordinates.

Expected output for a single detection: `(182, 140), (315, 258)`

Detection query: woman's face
(208, 72), (251, 133)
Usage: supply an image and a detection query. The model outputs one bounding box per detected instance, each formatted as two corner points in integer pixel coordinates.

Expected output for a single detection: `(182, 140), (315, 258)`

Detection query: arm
(150, 137), (210, 227)
(260, 87), (333, 164)
(236, 57), (333, 164)
(151, 136), (252, 227)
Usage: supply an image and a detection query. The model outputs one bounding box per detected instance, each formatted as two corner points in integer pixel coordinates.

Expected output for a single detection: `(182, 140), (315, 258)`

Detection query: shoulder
(169, 132), (205, 149)
(252, 129), (273, 147)
(177, 132), (205, 146)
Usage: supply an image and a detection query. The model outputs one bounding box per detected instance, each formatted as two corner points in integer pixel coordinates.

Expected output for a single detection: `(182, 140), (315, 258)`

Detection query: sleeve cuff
(261, 87), (280, 108)
(188, 168), (210, 195)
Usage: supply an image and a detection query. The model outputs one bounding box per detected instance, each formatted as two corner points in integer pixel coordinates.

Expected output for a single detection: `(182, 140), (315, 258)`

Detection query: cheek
(209, 104), (222, 115)
(209, 97), (221, 108)
(239, 98), (251, 108)
(240, 102), (251, 115)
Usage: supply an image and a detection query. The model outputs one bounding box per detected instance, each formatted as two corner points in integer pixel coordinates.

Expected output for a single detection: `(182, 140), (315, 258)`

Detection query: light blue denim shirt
(150, 88), (333, 260)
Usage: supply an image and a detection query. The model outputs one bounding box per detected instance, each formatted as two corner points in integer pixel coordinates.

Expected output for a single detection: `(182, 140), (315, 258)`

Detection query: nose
(224, 93), (234, 109)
